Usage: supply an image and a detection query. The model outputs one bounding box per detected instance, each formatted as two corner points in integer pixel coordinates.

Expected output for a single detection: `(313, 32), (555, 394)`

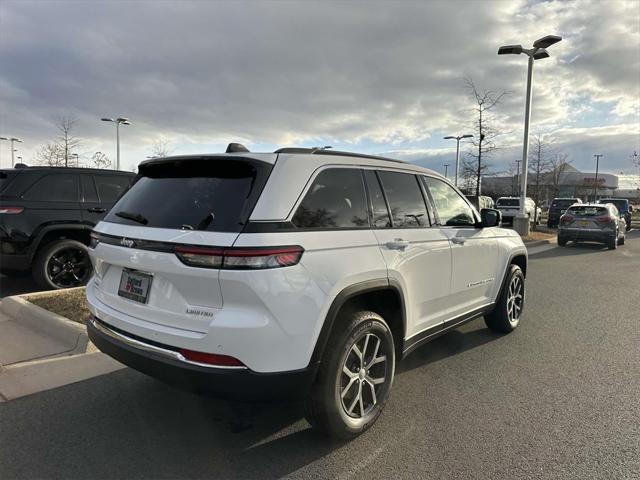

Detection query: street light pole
(498, 34), (562, 236)
(444, 164), (449, 179)
(101, 117), (132, 170)
(593, 154), (603, 201)
(443, 134), (473, 188)
(10, 138), (23, 167)
(515, 159), (521, 196)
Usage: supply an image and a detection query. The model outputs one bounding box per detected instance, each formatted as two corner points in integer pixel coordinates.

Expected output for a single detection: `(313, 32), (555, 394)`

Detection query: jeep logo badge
(120, 238), (135, 248)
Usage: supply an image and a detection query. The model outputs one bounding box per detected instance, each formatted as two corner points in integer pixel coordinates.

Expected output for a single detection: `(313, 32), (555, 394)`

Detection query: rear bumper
(87, 316), (318, 401)
(558, 229), (615, 243)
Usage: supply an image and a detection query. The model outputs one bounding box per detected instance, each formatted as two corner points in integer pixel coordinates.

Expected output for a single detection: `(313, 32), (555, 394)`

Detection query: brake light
(175, 245), (304, 269)
(178, 349), (245, 367)
(0, 207), (24, 214)
(560, 215), (573, 224)
(595, 216), (613, 223)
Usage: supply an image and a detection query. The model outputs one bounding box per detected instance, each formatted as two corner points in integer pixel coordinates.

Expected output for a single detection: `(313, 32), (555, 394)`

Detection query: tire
(557, 236), (567, 247)
(485, 265), (524, 334)
(33, 239), (92, 290)
(305, 311), (395, 439)
(607, 234), (618, 250)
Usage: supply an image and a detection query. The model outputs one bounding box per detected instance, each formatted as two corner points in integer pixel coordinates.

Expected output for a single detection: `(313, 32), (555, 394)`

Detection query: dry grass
(24, 287), (90, 325)
(521, 230), (555, 243)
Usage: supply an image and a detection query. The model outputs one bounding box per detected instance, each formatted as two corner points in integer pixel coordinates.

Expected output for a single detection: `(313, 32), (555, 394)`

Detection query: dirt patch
(521, 230), (555, 243)
(24, 288), (90, 325)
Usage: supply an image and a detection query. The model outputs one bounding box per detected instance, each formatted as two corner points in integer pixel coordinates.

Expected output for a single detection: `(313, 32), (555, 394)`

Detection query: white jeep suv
(86, 144), (527, 438)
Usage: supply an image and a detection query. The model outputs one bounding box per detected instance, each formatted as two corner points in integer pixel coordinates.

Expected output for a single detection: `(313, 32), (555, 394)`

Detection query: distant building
(481, 164), (640, 204)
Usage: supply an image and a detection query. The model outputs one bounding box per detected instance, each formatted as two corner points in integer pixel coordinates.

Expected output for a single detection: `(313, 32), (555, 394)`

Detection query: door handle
(451, 237), (466, 245)
(87, 207), (107, 213)
(385, 239), (410, 251)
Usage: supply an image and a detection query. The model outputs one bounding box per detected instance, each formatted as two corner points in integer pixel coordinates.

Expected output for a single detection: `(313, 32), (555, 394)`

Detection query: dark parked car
(0, 165), (135, 289)
(547, 197), (582, 227)
(598, 198), (632, 231)
(558, 203), (625, 250)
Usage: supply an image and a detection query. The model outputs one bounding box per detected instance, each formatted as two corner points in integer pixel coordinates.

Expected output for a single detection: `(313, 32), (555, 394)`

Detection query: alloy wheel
(506, 275), (524, 323)
(340, 333), (388, 418)
(46, 247), (91, 288)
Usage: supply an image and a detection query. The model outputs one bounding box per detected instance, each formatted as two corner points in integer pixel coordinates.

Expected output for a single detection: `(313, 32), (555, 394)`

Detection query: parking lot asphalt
(1, 233), (639, 480)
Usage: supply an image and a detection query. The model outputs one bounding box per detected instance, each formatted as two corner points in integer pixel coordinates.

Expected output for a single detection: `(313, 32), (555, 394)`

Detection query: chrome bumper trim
(89, 317), (247, 370)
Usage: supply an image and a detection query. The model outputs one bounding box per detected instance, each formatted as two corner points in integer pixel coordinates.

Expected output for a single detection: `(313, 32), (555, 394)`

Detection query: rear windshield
(104, 158), (272, 232)
(496, 198), (519, 206)
(567, 206), (607, 217)
(551, 199), (576, 208)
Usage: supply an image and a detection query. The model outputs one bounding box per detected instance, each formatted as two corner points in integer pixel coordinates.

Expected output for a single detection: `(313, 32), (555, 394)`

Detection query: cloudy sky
(1, 0), (638, 177)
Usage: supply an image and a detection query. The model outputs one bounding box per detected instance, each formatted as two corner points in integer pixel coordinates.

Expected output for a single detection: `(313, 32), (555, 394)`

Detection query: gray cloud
(0, 0), (638, 174)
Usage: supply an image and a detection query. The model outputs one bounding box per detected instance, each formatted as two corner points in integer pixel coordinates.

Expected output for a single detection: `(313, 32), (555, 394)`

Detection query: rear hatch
(90, 156), (273, 332)
(496, 198), (519, 214)
(562, 206), (611, 230)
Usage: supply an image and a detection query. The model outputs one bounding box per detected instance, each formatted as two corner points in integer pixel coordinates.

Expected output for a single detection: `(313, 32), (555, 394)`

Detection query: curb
(0, 294), (89, 356)
(524, 239), (555, 248)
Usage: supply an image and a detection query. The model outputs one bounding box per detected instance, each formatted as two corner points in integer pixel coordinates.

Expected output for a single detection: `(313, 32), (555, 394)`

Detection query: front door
(421, 176), (499, 318)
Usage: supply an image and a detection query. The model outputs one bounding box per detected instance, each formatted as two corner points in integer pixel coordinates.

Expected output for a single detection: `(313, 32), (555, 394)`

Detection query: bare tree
(56, 116), (82, 167)
(464, 78), (509, 196)
(528, 133), (555, 207)
(547, 153), (572, 199)
(150, 139), (173, 158)
(90, 151), (112, 169)
(33, 143), (66, 166)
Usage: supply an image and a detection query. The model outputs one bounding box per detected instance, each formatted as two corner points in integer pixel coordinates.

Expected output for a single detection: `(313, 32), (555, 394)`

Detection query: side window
(363, 170), (391, 228)
(22, 174), (79, 202)
(292, 168), (369, 229)
(80, 175), (99, 203)
(95, 175), (131, 203)
(422, 176), (476, 227)
(377, 171), (429, 228)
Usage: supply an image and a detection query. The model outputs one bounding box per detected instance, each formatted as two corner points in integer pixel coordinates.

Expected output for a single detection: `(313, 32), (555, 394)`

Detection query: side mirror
(480, 208), (501, 228)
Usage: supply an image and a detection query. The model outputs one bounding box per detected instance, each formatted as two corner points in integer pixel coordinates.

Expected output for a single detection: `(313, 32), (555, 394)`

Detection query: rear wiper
(115, 211), (148, 225)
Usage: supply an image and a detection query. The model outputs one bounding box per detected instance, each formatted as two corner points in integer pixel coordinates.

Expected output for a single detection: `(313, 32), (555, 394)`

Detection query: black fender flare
(29, 224), (93, 261)
(308, 278), (407, 368)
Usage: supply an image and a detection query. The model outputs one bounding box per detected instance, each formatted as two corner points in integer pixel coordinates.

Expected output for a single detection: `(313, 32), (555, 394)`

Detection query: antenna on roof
(226, 143), (250, 153)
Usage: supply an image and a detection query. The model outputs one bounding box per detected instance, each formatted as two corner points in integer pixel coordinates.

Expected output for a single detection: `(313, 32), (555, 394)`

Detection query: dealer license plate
(118, 268), (153, 304)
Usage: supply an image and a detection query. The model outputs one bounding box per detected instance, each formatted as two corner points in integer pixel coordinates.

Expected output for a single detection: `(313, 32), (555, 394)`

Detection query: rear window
(551, 199), (576, 208)
(104, 159), (271, 232)
(22, 174), (79, 202)
(567, 206), (607, 217)
(496, 198), (519, 206)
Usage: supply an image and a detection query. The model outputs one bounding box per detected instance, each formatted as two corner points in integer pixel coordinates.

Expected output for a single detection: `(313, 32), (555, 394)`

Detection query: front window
(422, 176), (476, 226)
(377, 171), (429, 228)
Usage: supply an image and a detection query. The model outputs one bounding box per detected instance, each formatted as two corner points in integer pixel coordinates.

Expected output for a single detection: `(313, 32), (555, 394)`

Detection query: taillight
(175, 245), (304, 269)
(0, 207), (24, 214)
(178, 349), (245, 367)
(560, 215), (573, 224)
(595, 216), (613, 223)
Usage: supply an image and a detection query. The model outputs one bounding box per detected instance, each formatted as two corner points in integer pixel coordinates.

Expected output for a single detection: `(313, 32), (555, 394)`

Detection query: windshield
(496, 198), (519, 207)
(551, 199), (576, 208)
(567, 206), (607, 217)
(104, 159), (272, 232)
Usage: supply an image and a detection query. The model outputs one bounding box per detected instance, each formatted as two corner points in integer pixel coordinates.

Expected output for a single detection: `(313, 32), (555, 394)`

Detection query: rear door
(19, 172), (83, 230)
(81, 173), (132, 226)
(90, 157), (272, 333)
(368, 169), (452, 338)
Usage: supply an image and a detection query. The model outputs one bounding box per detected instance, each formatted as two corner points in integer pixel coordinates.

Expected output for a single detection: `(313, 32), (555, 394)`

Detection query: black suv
(547, 197), (582, 227)
(0, 166), (134, 289)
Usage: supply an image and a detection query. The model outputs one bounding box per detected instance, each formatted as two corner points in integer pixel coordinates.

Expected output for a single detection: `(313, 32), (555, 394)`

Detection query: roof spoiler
(226, 143), (250, 153)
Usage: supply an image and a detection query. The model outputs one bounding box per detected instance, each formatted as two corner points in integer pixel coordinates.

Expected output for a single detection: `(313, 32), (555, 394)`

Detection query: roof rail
(273, 147), (407, 164)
